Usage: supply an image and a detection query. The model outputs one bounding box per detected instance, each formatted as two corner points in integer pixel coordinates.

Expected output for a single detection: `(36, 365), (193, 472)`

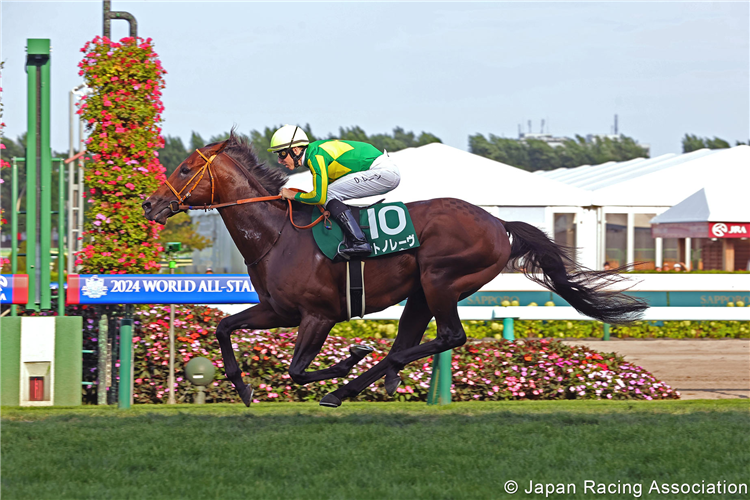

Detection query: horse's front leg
(287, 314), (374, 388)
(215, 302), (295, 406)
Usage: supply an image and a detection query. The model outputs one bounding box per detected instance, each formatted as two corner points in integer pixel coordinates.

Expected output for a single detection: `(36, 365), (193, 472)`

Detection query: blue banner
(68, 274), (259, 305)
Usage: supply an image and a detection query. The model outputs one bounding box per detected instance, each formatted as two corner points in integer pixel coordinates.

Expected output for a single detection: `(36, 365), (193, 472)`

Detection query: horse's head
(143, 141), (227, 224)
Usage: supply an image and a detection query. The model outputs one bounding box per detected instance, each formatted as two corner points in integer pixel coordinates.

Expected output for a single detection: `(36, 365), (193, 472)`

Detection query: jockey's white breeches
(324, 152), (400, 207)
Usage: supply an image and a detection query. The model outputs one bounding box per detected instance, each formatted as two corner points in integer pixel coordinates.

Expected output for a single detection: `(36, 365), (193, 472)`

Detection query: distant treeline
(159, 126), (441, 176)
(469, 133), (650, 172)
(1, 131), (745, 184)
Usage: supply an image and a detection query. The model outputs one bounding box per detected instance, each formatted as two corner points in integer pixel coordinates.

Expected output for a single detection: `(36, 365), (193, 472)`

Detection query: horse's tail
(501, 220), (648, 324)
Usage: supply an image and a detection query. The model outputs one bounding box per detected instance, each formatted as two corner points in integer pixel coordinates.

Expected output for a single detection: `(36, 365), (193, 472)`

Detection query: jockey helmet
(267, 125), (310, 152)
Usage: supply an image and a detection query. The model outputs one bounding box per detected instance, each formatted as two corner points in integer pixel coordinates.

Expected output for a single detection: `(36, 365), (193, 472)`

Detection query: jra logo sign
(710, 222), (750, 238)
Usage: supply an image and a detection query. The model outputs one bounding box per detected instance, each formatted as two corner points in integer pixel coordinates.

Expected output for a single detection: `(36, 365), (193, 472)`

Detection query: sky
(1, 0), (748, 158)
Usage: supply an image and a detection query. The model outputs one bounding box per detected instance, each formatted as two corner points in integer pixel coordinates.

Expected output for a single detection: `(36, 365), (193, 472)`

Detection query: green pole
(26, 47), (38, 310)
(39, 51), (52, 311)
(168, 261), (176, 404)
(427, 352), (440, 405)
(438, 349), (452, 405)
(98, 313), (108, 405)
(502, 317), (515, 341)
(57, 159), (65, 316)
(603, 323), (611, 341)
(10, 159), (19, 317)
(118, 317), (133, 409)
(427, 349), (453, 405)
(26, 38), (52, 311)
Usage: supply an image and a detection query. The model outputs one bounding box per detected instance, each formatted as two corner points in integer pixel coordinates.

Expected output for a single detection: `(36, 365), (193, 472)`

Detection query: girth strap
(346, 260), (366, 320)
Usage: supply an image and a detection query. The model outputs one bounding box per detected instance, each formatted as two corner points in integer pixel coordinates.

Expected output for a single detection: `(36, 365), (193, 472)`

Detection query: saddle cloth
(312, 201), (420, 261)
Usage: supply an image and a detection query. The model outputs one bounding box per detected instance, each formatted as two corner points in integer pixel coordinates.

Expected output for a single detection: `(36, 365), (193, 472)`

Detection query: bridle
(161, 144), (327, 231)
(163, 143), (226, 214)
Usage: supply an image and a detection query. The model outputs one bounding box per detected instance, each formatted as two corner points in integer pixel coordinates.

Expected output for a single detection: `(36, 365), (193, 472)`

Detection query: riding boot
(326, 200), (372, 257)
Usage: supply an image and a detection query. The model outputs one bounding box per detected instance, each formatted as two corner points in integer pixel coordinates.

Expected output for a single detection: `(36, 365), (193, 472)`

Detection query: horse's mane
(212, 130), (289, 196)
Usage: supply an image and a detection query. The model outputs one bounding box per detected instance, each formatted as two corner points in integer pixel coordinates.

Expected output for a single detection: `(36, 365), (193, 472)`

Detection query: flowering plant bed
(128, 305), (679, 404)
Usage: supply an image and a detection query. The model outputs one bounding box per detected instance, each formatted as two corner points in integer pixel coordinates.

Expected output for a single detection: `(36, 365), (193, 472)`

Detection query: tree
(190, 131), (206, 151)
(682, 134), (733, 153)
(160, 135), (188, 176)
(335, 126), (441, 152)
(469, 132), (648, 171)
(158, 212), (210, 252)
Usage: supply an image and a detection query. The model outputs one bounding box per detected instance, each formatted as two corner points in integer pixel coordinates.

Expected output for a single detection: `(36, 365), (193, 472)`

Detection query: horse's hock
(565, 339), (750, 399)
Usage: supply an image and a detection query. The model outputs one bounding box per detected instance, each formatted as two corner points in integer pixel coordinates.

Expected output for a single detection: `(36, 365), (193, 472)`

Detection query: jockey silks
(293, 139), (385, 205)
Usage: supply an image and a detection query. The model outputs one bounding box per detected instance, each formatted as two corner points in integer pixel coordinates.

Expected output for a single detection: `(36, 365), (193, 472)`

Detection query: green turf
(2, 401), (749, 499)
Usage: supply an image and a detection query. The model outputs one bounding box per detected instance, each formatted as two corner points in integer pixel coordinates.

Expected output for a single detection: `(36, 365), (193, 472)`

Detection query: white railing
(212, 274), (750, 321)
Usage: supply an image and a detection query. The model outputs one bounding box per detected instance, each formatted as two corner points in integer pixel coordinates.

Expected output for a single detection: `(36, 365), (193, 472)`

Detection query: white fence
(213, 274), (750, 322)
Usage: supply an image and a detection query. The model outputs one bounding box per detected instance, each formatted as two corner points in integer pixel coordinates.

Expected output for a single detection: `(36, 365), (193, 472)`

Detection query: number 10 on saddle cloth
(312, 202), (420, 260)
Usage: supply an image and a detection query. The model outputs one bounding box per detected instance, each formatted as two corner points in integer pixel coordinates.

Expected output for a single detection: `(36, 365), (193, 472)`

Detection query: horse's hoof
(385, 373), (401, 396)
(238, 385), (254, 407)
(319, 393), (342, 408)
(350, 344), (374, 358)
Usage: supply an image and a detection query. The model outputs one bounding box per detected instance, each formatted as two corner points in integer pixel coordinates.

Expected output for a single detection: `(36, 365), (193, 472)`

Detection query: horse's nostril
(142, 201), (152, 211)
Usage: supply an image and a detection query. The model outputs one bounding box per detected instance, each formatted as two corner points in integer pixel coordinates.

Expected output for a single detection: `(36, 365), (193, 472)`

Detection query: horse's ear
(208, 140), (228, 156)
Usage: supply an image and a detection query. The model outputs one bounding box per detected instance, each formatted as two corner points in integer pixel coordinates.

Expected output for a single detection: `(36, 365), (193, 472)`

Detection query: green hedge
(331, 319), (750, 340)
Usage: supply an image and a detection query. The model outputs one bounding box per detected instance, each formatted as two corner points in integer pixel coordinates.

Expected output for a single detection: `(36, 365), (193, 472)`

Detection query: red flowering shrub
(76, 36), (166, 274)
(131, 305), (680, 404)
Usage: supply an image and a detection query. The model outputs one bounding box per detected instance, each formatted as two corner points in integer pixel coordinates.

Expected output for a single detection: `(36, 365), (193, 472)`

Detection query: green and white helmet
(267, 125), (310, 152)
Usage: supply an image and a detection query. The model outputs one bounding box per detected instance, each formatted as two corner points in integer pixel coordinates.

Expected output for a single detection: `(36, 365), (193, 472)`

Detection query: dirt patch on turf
(563, 339), (750, 400)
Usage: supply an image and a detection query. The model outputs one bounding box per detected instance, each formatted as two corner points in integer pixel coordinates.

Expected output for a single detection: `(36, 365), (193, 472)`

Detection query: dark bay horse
(143, 133), (647, 407)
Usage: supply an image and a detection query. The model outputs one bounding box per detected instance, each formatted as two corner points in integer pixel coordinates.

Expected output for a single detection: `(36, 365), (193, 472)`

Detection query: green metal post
(427, 349), (452, 405)
(603, 323), (611, 341)
(438, 349), (452, 405)
(26, 55), (38, 310)
(168, 261), (176, 404)
(502, 317), (515, 341)
(10, 159), (19, 317)
(118, 316), (133, 409)
(98, 313), (108, 405)
(57, 159), (65, 316)
(26, 38), (52, 311)
(39, 53), (52, 310)
(427, 352), (439, 405)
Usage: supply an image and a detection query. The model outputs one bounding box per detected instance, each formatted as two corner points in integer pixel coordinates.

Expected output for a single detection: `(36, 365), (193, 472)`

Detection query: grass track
(2, 400), (749, 500)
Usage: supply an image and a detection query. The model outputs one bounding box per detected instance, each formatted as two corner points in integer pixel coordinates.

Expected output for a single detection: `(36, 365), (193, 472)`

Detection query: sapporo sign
(66, 274), (259, 305)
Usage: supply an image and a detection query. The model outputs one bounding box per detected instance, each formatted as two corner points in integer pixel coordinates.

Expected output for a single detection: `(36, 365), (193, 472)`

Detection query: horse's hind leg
(384, 289), (433, 395)
(320, 286), (465, 407)
(287, 314), (374, 386)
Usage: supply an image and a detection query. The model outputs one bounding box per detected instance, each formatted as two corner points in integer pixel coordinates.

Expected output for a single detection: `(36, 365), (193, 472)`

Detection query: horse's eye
(181, 166), (190, 175)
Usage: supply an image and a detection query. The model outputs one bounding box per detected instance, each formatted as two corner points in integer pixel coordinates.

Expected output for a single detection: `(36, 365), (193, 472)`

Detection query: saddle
(312, 201), (420, 261)
(313, 200), (420, 320)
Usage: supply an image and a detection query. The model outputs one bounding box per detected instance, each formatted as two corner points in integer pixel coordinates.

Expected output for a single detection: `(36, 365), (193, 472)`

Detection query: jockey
(269, 125), (401, 258)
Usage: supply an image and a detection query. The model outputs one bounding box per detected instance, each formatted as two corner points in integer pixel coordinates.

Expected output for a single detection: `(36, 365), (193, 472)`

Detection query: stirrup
(336, 241), (351, 261)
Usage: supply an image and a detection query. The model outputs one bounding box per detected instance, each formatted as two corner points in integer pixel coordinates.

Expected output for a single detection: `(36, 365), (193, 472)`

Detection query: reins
(163, 147), (328, 231)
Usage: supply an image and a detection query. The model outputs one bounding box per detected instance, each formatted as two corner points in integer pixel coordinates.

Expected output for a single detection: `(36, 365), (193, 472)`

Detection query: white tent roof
(285, 142), (590, 207)
(535, 145), (750, 207)
(651, 183), (750, 224)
